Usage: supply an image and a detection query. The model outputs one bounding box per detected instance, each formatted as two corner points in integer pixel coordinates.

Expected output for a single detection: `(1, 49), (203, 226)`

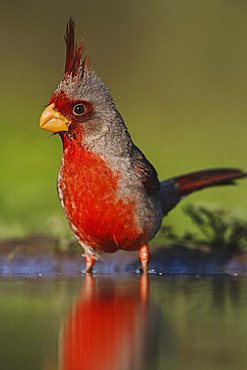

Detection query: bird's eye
(73, 104), (85, 116)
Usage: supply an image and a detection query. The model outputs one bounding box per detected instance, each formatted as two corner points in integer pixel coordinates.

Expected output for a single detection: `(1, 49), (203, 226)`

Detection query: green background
(1, 0), (247, 238)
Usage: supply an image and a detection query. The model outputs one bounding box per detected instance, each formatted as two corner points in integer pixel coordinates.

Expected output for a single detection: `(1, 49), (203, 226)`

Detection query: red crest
(64, 18), (84, 77)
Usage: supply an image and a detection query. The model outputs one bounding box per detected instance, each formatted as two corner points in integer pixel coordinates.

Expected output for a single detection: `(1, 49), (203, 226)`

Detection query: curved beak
(39, 103), (70, 133)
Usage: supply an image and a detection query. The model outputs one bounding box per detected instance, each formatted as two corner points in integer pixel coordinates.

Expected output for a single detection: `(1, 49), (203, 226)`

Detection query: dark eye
(73, 104), (85, 116)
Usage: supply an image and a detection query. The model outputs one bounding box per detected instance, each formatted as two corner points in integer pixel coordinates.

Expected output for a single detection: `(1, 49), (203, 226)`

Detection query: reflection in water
(0, 277), (246, 370)
(59, 276), (247, 370)
(210, 278), (243, 310)
(60, 274), (152, 370)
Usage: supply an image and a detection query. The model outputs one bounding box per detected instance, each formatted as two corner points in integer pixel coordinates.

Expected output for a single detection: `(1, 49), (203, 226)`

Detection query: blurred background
(1, 0), (247, 239)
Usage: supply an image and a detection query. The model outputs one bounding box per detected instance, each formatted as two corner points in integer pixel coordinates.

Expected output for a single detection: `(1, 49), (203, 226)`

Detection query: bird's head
(39, 19), (116, 145)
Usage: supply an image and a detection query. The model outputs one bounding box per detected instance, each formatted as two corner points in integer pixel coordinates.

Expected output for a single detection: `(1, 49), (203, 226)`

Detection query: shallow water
(0, 275), (246, 370)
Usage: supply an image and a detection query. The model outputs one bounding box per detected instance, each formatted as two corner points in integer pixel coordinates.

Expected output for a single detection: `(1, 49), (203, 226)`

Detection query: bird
(39, 19), (246, 273)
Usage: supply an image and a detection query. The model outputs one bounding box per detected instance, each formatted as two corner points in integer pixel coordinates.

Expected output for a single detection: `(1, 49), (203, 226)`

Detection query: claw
(84, 255), (96, 273)
(139, 244), (150, 272)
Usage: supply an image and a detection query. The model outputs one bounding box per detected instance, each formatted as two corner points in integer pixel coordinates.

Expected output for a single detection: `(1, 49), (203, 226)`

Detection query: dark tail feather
(161, 168), (247, 216)
(174, 168), (246, 196)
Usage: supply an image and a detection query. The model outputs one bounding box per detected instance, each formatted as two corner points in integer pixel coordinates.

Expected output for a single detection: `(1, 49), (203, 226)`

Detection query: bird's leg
(84, 255), (96, 273)
(139, 244), (150, 272)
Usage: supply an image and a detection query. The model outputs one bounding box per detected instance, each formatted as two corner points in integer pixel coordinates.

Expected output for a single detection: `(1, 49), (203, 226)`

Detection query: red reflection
(60, 274), (149, 370)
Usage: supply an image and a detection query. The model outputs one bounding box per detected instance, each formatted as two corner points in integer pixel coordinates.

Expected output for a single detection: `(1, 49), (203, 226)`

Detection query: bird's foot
(139, 244), (150, 273)
(84, 255), (96, 273)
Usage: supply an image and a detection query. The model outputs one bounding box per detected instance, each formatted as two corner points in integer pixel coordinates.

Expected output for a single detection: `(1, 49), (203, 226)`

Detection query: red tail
(160, 168), (246, 216)
(174, 168), (247, 196)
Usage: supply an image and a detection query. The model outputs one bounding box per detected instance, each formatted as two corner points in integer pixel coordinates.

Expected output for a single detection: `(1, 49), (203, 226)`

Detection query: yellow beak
(39, 103), (70, 133)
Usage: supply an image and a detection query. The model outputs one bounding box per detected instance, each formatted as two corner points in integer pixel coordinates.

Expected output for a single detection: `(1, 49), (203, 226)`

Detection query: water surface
(0, 275), (246, 370)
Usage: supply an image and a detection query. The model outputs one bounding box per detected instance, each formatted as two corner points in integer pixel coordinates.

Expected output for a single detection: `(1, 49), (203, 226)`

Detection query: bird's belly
(58, 148), (147, 252)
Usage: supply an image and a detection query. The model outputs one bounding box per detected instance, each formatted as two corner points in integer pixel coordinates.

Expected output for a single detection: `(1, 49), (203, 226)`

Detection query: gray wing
(133, 145), (160, 194)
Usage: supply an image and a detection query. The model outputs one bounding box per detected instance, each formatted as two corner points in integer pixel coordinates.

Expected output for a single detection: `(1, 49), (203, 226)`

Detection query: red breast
(58, 136), (145, 252)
